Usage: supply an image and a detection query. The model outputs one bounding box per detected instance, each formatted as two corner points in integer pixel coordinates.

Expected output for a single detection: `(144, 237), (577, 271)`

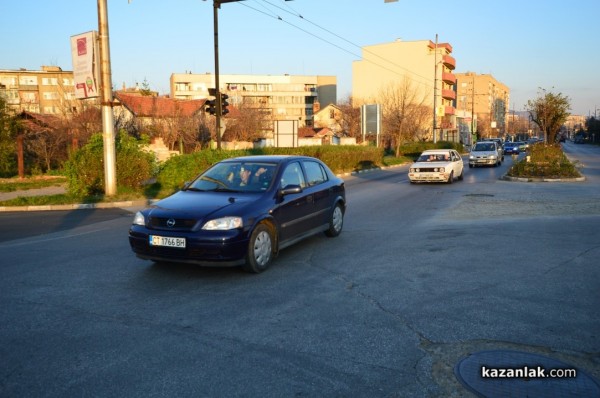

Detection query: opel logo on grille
(166, 218), (176, 228)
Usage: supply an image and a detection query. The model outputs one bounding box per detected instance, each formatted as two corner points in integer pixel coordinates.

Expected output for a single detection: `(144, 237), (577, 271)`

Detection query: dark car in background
(129, 155), (346, 273)
(504, 141), (523, 155)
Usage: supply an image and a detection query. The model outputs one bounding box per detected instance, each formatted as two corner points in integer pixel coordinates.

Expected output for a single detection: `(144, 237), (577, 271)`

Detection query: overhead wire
(235, 0), (437, 92)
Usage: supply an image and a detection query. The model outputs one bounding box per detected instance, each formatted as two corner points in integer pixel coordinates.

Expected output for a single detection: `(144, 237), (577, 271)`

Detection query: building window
(21, 92), (37, 103)
(1, 76), (18, 86)
(43, 92), (59, 100)
(42, 78), (58, 85)
(19, 76), (38, 85)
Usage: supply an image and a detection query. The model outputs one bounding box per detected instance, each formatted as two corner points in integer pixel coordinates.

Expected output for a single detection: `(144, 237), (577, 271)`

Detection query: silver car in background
(469, 141), (501, 168)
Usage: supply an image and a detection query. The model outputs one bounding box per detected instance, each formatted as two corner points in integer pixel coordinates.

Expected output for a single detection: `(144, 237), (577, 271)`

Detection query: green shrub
(65, 131), (156, 197)
(507, 144), (581, 178)
(154, 145), (385, 196)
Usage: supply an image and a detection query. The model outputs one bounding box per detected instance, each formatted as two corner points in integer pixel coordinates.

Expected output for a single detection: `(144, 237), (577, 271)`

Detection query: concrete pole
(97, 0), (117, 196)
(433, 34), (438, 143)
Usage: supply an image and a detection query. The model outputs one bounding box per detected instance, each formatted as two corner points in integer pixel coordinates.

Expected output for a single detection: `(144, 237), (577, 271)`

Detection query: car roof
(421, 149), (453, 154)
(221, 155), (316, 163)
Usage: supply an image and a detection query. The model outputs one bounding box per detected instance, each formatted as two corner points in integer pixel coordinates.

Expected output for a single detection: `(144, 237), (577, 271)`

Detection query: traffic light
(220, 93), (229, 115)
(205, 99), (216, 115)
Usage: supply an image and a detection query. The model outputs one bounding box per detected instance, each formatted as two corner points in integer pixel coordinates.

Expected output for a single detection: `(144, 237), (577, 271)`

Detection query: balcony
(445, 106), (455, 115)
(442, 72), (456, 85)
(442, 89), (456, 100)
(442, 55), (456, 70)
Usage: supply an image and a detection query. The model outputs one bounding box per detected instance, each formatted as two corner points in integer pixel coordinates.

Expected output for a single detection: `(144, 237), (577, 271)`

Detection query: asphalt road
(0, 143), (599, 397)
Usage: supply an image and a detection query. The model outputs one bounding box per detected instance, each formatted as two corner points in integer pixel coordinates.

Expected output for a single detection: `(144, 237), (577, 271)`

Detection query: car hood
(470, 150), (497, 156)
(411, 161), (452, 168)
(147, 190), (258, 219)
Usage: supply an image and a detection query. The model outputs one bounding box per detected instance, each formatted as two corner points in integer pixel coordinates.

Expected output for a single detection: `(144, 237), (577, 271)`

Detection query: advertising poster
(70, 31), (99, 99)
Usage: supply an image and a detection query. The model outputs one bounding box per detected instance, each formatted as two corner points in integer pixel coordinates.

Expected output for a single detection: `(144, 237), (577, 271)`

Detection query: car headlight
(434, 167), (444, 172)
(469, 155), (475, 160)
(410, 168), (419, 173)
(133, 211), (145, 226)
(202, 216), (243, 230)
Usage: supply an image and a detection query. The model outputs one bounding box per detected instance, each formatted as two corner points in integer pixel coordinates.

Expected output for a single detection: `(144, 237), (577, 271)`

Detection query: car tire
(447, 171), (454, 184)
(469, 164), (474, 168)
(325, 203), (344, 237)
(243, 223), (273, 273)
(457, 169), (464, 181)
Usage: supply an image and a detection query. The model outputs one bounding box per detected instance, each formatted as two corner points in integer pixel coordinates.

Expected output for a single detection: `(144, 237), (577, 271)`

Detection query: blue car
(129, 155), (346, 273)
(504, 141), (520, 154)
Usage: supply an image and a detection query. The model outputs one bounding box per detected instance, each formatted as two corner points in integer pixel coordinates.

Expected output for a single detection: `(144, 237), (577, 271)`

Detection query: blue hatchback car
(129, 155), (346, 273)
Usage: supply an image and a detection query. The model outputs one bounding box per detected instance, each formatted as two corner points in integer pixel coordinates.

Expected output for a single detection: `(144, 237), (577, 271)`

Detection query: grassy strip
(0, 176), (67, 193)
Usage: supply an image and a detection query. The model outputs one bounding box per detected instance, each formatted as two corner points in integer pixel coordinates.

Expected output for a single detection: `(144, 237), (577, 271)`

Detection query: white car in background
(408, 149), (464, 184)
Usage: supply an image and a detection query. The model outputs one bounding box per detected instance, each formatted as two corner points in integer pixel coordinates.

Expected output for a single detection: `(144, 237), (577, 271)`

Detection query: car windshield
(417, 153), (450, 162)
(186, 161), (277, 193)
(474, 143), (495, 151)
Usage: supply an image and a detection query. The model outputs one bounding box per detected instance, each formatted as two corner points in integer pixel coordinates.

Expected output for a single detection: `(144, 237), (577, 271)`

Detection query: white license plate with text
(149, 235), (186, 248)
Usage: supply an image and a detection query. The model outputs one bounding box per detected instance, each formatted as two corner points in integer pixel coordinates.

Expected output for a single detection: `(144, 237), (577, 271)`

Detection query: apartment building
(455, 72), (510, 138)
(170, 73), (336, 127)
(0, 66), (86, 116)
(352, 39), (457, 141)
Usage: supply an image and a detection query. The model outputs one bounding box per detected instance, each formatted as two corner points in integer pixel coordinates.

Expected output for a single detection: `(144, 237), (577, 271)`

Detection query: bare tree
(378, 78), (431, 156)
(337, 96), (361, 141)
(221, 100), (272, 142)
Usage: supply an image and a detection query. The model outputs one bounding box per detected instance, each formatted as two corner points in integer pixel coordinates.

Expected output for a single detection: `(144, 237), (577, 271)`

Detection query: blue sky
(2, 0), (599, 116)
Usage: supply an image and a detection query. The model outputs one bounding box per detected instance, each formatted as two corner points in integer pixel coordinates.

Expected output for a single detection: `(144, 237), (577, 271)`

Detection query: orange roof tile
(115, 93), (206, 118)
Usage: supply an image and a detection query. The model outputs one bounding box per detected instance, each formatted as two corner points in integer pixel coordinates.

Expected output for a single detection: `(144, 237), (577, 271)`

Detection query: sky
(2, 0), (599, 116)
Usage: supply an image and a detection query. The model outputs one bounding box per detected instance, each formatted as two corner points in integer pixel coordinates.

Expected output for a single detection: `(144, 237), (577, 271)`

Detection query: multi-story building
(352, 39), (457, 141)
(170, 73), (336, 128)
(455, 72), (510, 139)
(0, 66), (86, 116)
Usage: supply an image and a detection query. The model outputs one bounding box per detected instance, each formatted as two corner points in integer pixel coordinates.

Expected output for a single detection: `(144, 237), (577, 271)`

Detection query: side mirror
(279, 184), (302, 196)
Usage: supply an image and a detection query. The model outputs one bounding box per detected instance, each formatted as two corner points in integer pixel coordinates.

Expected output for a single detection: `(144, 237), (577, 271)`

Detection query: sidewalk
(0, 184), (67, 202)
(0, 185), (153, 212)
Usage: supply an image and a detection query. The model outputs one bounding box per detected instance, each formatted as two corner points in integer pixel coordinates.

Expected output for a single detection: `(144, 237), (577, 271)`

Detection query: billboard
(70, 31), (99, 99)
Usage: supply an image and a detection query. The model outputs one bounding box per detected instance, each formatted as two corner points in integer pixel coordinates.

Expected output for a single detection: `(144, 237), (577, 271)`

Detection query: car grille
(149, 217), (198, 231)
(416, 167), (439, 172)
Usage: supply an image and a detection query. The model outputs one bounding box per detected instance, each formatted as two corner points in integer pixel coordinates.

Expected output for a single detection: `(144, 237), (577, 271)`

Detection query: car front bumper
(128, 227), (250, 266)
(469, 158), (497, 166)
(408, 172), (449, 182)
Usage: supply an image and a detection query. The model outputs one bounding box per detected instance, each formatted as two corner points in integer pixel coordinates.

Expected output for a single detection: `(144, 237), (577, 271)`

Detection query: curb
(0, 199), (158, 212)
(501, 175), (586, 183)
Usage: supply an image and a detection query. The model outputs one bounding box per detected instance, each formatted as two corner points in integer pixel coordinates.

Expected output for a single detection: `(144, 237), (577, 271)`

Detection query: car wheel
(447, 171), (454, 184)
(243, 223), (273, 273)
(457, 169), (464, 181)
(469, 164), (474, 168)
(325, 203), (344, 237)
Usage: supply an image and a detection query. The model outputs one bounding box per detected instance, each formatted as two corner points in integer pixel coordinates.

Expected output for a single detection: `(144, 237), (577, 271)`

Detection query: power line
(236, 0), (436, 91)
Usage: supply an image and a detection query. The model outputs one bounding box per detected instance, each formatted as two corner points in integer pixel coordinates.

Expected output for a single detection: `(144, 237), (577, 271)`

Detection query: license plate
(149, 235), (186, 248)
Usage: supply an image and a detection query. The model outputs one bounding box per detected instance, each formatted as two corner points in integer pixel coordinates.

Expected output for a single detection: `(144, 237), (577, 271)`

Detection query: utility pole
(97, 0), (117, 195)
(433, 34), (438, 143)
(471, 75), (475, 140)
